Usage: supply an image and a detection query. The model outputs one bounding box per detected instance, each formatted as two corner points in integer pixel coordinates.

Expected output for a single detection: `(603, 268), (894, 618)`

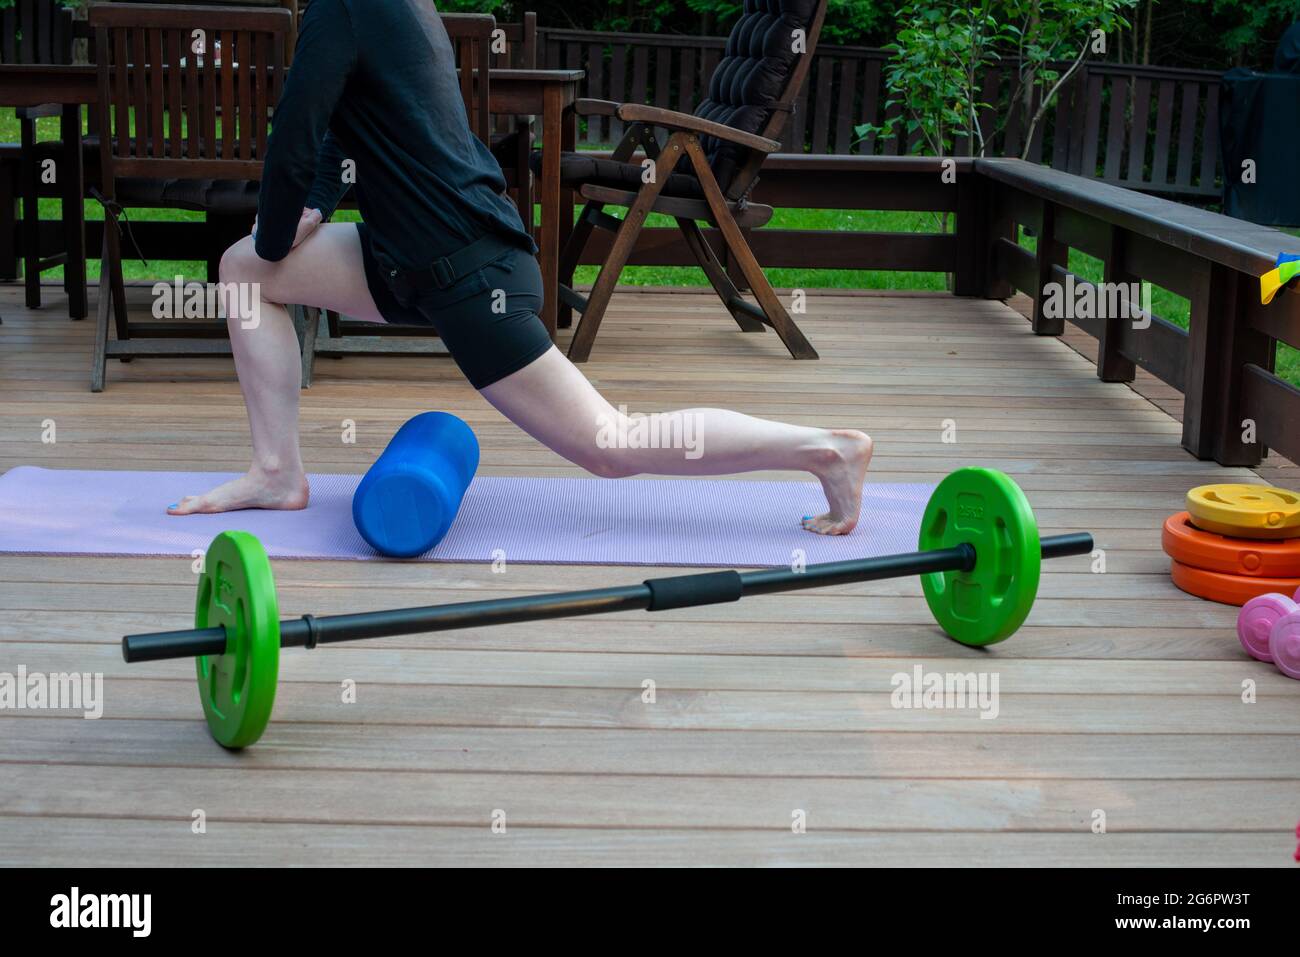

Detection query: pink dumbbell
(1270, 611), (1300, 680)
(1236, 592), (1298, 662)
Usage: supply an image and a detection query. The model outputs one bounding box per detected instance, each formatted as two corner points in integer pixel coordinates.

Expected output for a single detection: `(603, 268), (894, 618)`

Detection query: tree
(858, 0), (1135, 159)
(1186, 0), (1300, 67)
(1009, 0), (1135, 159)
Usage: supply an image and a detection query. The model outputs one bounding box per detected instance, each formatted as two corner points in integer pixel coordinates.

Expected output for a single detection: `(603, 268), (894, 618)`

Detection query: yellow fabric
(1261, 260), (1300, 305)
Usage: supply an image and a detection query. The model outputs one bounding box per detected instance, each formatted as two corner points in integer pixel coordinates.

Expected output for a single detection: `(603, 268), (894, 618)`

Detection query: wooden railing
(975, 157), (1300, 466)
(539, 28), (1225, 201)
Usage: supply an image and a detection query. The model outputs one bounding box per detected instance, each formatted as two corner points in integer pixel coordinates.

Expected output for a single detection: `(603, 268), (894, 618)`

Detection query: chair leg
(90, 234), (112, 392)
(681, 137), (818, 360)
(555, 198), (601, 332)
(19, 117), (41, 310)
(299, 305), (320, 388)
(559, 202), (599, 275)
(513, 119), (533, 230)
(0, 158), (17, 283)
(104, 219), (130, 342)
(567, 133), (685, 363)
(61, 105), (87, 320)
(676, 216), (765, 332)
(565, 213), (630, 363)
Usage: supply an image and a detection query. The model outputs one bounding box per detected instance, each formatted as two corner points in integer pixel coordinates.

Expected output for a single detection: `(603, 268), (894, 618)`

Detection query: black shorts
(356, 222), (553, 389)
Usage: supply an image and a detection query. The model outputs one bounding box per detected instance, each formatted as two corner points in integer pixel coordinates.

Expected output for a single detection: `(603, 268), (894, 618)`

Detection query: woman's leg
(169, 223), (384, 514)
(174, 227), (871, 534)
(481, 347), (872, 535)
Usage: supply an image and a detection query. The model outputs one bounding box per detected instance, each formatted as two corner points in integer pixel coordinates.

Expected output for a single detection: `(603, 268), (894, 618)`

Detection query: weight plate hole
(993, 517), (1013, 604)
(208, 660), (224, 718)
(925, 508), (950, 599)
(230, 598), (248, 706)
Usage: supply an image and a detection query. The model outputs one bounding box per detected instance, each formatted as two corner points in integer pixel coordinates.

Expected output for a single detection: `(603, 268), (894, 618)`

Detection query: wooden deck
(1, 282), (1297, 867)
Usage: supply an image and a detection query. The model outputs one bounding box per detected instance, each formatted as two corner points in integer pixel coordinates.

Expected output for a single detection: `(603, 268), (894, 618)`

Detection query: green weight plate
(919, 468), (1041, 646)
(194, 531), (279, 749)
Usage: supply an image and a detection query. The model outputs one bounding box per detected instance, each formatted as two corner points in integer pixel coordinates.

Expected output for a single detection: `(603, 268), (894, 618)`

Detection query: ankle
(806, 430), (872, 477)
(252, 459), (303, 482)
(805, 433), (846, 476)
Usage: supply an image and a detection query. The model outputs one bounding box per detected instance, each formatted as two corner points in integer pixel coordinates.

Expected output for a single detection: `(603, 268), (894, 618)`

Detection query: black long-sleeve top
(254, 0), (534, 267)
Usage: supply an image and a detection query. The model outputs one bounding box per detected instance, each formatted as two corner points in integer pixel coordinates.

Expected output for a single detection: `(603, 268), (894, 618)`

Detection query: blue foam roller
(352, 412), (480, 558)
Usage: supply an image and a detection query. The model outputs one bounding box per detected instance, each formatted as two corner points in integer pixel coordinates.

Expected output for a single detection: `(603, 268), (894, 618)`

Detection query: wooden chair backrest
(440, 12), (494, 146)
(494, 11), (537, 69)
(100, 0), (298, 62)
(1, 0), (76, 64)
(715, 0), (828, 199)
(90, 2), (292, 186)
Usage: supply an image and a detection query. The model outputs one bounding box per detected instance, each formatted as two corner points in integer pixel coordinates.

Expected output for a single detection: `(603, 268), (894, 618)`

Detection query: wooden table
(0, 64), (584, 337)
(488, 69), (583, 337)
(0, 65), (95, 320)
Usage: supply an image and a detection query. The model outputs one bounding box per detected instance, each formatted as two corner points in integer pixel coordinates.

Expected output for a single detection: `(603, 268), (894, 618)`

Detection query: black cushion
(527, 149), (706, 199)
(115, 177), (260, 214)
(692, 0), (818, 190)
(0, 137), (98, 158)
(510, 1), (818, 201)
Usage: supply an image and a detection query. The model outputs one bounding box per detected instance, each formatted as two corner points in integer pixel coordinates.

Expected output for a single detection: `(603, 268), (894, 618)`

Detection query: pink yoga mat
(0, 467), (931, 567)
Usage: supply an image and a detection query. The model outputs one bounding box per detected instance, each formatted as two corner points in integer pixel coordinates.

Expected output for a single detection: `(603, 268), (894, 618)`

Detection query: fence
(538, 28), (1224, 201)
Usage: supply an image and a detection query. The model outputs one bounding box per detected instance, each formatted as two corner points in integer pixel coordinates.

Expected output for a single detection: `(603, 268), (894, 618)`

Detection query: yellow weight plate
(1186, 484), (1300, 540)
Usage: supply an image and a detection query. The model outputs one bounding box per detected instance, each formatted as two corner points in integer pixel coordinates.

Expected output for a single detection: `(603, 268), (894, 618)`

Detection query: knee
(572, 445), (639, 480)
(219, 236), (283, 305)
(219, 238), (284, 329)
(218, 235), (261, 284)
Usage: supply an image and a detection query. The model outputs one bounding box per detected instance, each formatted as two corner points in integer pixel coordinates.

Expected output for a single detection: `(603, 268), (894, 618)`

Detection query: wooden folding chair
(550, 0), (827, 362)
(88, 2), (292, 391)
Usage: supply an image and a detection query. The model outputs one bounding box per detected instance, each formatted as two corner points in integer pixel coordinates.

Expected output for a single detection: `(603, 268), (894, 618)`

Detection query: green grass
(574, 207), (951, 291)
(9, 111), (1297, 385)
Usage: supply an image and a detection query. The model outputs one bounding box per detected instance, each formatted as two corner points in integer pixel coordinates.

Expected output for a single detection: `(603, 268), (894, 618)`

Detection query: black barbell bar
(122, 532), (1094, 664)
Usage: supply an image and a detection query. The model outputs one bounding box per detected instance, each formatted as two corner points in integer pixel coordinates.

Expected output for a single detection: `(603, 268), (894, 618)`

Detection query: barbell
(122, 467), (1093, 749)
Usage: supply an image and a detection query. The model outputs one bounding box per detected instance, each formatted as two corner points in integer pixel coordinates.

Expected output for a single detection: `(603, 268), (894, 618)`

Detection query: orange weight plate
(1162, 512), (1300, 578)
(1169, 560), (1300, 607)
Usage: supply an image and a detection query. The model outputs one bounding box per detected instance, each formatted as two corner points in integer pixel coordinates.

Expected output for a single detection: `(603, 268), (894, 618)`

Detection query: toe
(170, 496), (202, 515)
(802, 513), (856, 535)
(802, 515), (829, 533)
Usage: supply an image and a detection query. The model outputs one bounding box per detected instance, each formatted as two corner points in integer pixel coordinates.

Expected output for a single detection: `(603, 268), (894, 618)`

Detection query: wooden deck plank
(7, 719), (1300, 779)
(0, 819), (1284, 867)
(3, 683), (1295, 734)
(4, 765), (1298, 831)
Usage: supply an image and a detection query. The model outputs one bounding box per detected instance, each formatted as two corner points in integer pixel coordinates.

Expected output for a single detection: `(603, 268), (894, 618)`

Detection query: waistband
(380, 234), (521, 299)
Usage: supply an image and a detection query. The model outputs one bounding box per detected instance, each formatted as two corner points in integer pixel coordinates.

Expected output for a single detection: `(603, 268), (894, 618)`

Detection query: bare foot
(168, 469), (310, 515)
(802, 429), (873, 535)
